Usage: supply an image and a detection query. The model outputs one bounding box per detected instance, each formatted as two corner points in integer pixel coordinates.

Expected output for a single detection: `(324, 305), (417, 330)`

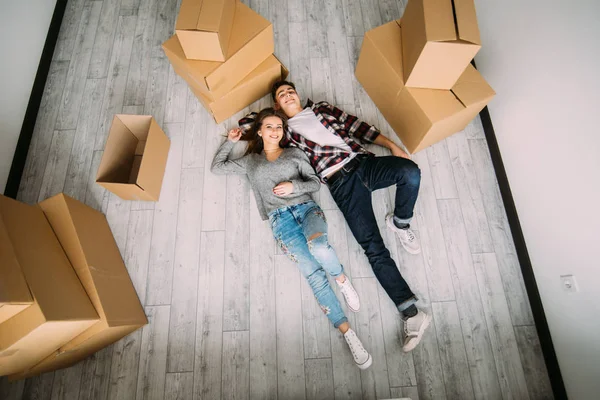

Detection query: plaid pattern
(239, 99), (380, 179)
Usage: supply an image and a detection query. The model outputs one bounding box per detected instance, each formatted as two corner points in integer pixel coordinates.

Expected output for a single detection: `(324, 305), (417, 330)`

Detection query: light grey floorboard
(21, 372), (55, 400)
(63, 78), (106, 201)
(164, 372), (193, 400)
(222, 173), (251, 331)
(123, 0), (157, 106)
(145, 124), (183, 306)
(301, 274), (332, 360)
(78, 345), (113, 400)
(473, 253), (530, 400)
(194, 232), (225, 400)
(411, 150), (455, 302)
(445, 132), (494, 254)
(221, 331), (250, 400)
(341, 0), (365, 37)
(181, 89), (207, 169)
(275, 255), (306, 400)
(305, 358), (334, 400)
(201, 122), (227, 231)
(0, 378), (24, 400)
(432, 301), (475, 400)
(514, 325), (554, 400)
(123, 209), (154, 304)
(108, 330), (143, 400)
(55, 1), (102, 130)
(306, 0), (328, 58)
(18, 60), (69, 204)
(167, 168), (203, 372)
(427, 141), (458, 200)
(248, 198), (277, 400)
(469, 139), (534, 326)
(136, 305), (170, 400)
(437, 199), (502, 400)
(37, 129), (75, 202)
(390, 386), (420, 400)
(353, 278), (391, 400)
(50, 363), (84, 400)
(88, 0), (121, 79)
(52, 0), (85, 61)
(95, 14), (137, 151)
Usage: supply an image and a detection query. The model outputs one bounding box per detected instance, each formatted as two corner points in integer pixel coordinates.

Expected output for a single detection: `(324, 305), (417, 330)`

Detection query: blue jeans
(268, 201), (348, 328)
(328, 155), (420, 311)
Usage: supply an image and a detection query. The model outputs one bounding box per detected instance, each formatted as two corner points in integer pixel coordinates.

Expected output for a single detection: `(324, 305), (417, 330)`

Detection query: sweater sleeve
(210, 140), (249, 175)
(290, 150), (321, 194)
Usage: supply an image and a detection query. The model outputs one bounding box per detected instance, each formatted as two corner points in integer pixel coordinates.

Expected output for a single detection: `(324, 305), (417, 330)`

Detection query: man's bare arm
(372, 134), (410, 159)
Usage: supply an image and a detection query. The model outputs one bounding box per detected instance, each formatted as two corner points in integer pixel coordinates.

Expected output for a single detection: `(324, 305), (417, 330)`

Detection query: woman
(211, 108), (372, 370)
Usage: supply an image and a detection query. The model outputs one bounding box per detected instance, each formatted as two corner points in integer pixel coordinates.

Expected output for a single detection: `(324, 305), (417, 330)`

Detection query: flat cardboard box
(175, 0), (236, 61)
(8, 194), (147, 380)
(0, 196), (98, 376)
(96, 115), (170, 201)
(401, 0), (481, 89)
(356, 19), (494, 153)
(181, 55), (288, 124)
(163, 1), (274, 100)
(0, 213), (33, 324)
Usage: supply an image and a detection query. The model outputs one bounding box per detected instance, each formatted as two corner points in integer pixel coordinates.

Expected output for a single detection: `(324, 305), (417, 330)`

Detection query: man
(240, 81), (431, 352)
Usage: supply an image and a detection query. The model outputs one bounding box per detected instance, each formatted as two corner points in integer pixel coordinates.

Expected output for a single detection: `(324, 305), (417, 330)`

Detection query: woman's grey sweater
(211, 140), (321, 220)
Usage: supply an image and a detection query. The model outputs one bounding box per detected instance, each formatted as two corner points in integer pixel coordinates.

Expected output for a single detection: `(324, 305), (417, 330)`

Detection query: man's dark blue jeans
(327, 154), (421, 311)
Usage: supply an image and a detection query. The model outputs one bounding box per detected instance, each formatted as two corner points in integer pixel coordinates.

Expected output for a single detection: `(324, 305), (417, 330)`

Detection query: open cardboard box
(0, 212), (33, 325)
(401, 0), (481, 89)
(9, 194), (147, 380)
(356, 19), (494, 153)
(96, 115), (170, 201)
(163, 1), (274, 100)
(182, 55), (289, 124)
(175, 0), (236, 61)
(0, 196), (98, 376)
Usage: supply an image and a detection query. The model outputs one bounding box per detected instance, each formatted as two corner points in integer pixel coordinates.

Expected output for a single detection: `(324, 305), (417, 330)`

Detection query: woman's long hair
(241, 107), (288, 155)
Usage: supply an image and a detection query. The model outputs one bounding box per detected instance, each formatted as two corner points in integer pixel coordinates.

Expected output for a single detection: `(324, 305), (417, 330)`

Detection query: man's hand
(273, 182), (294, 196)
(390, 145), (410, 159)
(227, 128), (242, 142)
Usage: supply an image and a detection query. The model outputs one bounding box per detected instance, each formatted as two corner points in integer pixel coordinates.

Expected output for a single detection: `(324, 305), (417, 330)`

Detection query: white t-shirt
(288, 108), (356, 177)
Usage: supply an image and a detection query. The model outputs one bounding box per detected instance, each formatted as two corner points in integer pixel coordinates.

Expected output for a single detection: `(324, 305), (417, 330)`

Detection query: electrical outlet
(560, 275), (578, 293)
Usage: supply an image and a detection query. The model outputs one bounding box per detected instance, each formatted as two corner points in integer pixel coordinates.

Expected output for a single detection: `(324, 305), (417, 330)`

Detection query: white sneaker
(386, 213), (421, 254)
(336, 276), (360, 312)
(402, 310), (432, 352)
(343, 329), (372, 370)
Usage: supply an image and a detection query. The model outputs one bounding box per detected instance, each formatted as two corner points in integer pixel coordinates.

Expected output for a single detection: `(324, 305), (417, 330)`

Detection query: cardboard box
(182, 55), (288, 124)
(96, 115), (170, 201)
(356, 20), (494, 153)
(400, 0), (481, 89)
(0, 213), (33, 324)
(175, 0), (236, 61)
(163, 1), (274, 100)
(0, 196), (98, 376)
(8, 194), (147, 380)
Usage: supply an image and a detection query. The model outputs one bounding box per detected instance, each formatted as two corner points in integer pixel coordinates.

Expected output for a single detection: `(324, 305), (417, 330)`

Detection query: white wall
(0, 0), (57, 193)
(474, 1), (600, 398)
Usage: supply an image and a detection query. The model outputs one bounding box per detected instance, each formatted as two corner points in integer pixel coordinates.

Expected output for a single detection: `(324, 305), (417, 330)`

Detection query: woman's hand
(227, 128), (243, 143)
(273, 182), (294, 196)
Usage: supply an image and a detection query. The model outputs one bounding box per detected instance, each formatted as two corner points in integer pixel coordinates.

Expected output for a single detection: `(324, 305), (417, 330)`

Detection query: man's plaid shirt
(239, 99), (380, 180)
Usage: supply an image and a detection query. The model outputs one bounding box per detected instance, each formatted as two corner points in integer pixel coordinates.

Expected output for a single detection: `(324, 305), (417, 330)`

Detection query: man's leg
(328, 172), (416, 314)
(359, 156), (422, 254)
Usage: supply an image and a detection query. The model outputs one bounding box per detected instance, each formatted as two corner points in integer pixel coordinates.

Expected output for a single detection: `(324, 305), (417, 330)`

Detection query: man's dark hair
(271, 80), (296, 101)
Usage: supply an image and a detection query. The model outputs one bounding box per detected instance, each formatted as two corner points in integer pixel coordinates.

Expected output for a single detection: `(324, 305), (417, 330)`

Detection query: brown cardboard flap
(0, 305), (45, 351)
(0, 216), (32, 307)
(0, 197), (98, 322)
(115, 115), (151, 141)
(453, 0), (481, 44)
(196, 0), (226, 31)
(451, 65), (495, 107)
(408, 88), (465, 123)
(137, 119), (170, 201)
(423, 0), (457, 42)
(96, 116), (138, 184)
(176, 0), (204, 30)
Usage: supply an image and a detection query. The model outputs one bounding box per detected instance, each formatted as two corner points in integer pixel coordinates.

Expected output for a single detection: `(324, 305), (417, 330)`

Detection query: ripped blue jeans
(269, 201), (348, 328)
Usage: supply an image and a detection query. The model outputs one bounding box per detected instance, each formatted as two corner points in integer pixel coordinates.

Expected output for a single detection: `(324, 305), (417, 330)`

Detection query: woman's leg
(295, 203), (361, 312)
(270, 209), (348, 329)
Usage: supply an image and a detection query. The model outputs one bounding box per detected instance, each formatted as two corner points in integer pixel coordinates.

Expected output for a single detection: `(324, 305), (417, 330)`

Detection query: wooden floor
(1, 0), (554, 399)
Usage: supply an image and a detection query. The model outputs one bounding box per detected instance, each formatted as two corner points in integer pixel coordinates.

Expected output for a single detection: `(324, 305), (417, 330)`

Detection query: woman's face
(259, 116), (284, 147)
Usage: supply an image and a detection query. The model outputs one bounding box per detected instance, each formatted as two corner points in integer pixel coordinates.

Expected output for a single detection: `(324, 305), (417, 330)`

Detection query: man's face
(274, 85), (302, 117)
